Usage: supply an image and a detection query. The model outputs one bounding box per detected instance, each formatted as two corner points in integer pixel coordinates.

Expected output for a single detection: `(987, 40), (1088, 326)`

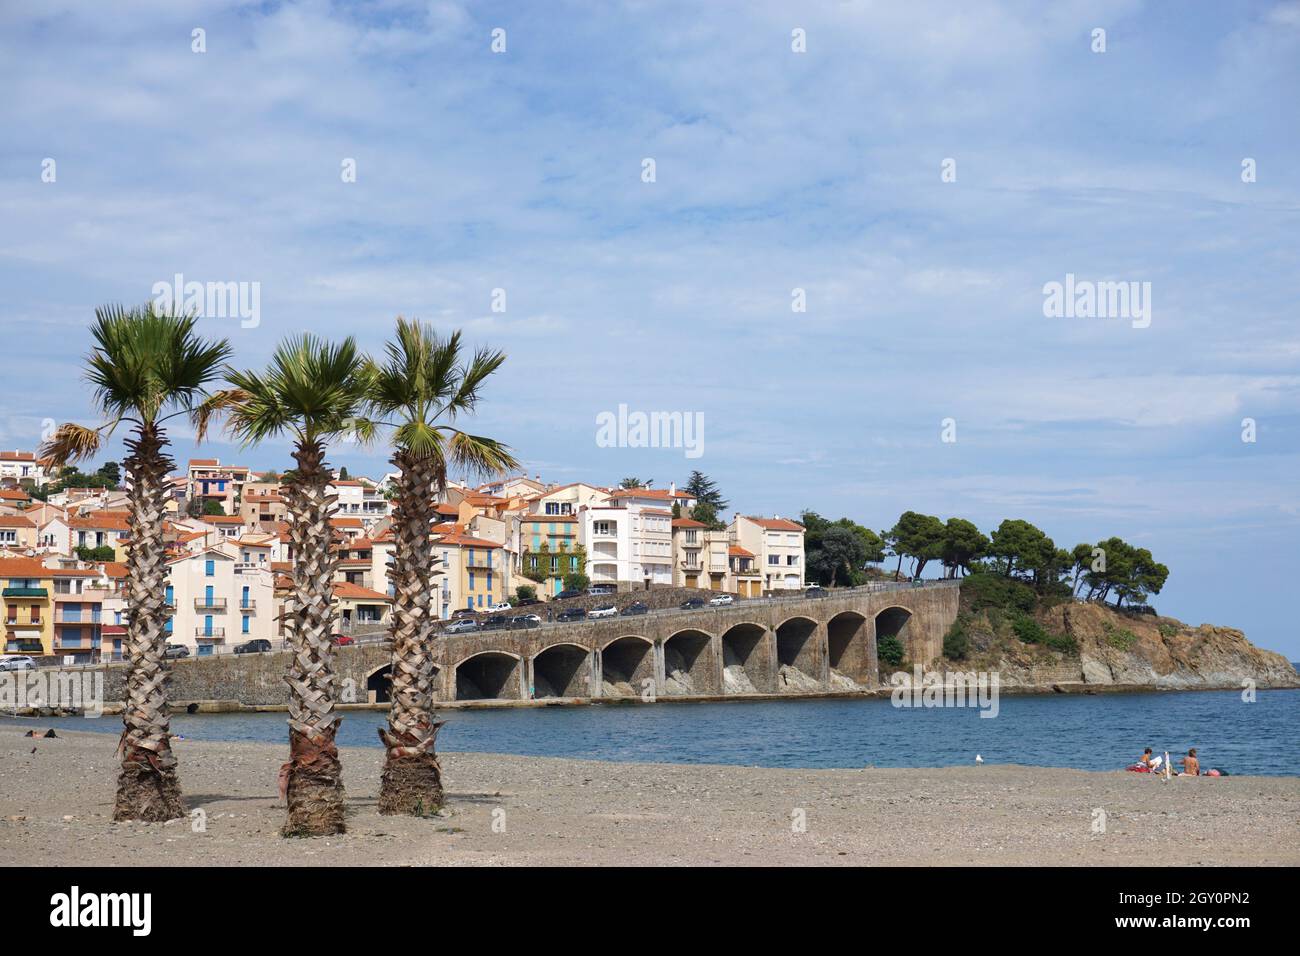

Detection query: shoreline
(9, 678), (1293, 719)
(2, 729), (1297, 866)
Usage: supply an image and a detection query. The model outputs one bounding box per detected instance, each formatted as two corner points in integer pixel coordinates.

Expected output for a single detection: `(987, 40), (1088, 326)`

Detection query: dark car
(234, 639), (273, 654)
(479, 615), (509, 631)
(555, 607), (587, 623)
(805, 585), (828, 598)
(509, 614), (542, 630)
(555, 588), (583, 600)
(451, 608), (478, 620)
(679, 597), (707, 610)
(163, 643), (189, 660)
(516, 598), (542, 607)
(621, 601), (650, 616)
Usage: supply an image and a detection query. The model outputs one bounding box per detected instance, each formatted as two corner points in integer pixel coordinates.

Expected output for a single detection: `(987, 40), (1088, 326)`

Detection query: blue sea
(8, 688), (1297, 776)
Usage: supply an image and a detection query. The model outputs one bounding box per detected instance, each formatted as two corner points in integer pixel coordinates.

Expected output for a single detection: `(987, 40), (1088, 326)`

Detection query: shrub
(515, 584), (537, 602)
(943, 619), (969, 660)
(1157, 622), (1177, 639)
(1104, 621), (1138, 650)
(877, 634), (905, 668)
(1011, 611), (1077, 655)
(963, 572), (1036, 613)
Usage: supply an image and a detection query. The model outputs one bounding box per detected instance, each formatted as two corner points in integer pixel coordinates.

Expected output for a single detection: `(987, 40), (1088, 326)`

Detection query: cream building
(730, 516), (806, 592)
(164, 544), (276, 654)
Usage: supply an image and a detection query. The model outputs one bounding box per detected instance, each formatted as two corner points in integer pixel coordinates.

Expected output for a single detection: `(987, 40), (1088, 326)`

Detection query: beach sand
(1, 729), (1296, 866)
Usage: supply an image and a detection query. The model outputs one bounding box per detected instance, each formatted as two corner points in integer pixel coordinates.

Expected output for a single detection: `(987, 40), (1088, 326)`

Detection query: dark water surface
(8, 688), (1297, 776)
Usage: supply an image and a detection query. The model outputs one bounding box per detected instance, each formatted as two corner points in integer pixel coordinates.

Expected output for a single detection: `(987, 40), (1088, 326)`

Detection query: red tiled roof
(672, 518), (706, 528)
(728, 545), (755, 557)
(333, 581), (391, 601)
(745, 517), (805, 532)
(0, 515), (35, 528)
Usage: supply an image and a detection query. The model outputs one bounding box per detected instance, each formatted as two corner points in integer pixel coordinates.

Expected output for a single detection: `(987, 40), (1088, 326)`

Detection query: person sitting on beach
(1139, 747), (1154, 767)
(1178, 748), (1200, 776)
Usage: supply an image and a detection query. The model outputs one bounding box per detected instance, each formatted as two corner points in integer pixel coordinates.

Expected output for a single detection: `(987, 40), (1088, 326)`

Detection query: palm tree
(202, 334), (370, 836)
(40, 304), (231, 822)
(364, 319), (518, 815)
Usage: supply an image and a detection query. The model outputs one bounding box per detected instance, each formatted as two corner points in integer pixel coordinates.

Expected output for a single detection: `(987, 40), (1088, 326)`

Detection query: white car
(0, 655), (37, 671)
(708, 594), (734, 607)
(487, 602), (512, 613)
(588, 604), (618, 619)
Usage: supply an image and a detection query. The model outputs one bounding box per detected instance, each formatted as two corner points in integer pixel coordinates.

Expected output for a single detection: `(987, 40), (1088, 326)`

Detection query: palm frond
(191, 388), (251, 443)
(38, 423), (104, 469)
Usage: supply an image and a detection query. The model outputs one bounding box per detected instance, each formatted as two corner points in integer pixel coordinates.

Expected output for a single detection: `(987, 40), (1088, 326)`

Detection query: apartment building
(67, 511), (130, 559)
(240, 490), (286, 526)
(50, 565), (113, 663)
(731, 516), (806, 591)
(529, 482), (609, 517)
(579, 502), (673, 588)
(164, 545), (276, 654)
(429, 528), (507, 616)
(670, 519), (764, 596)
(1, 557), (52, 655)
(0, 514), (37, 550)
(328, 479), (390, 526)
(0, 450), (50, 488)
(186, 459), (251, 516)
(520, 513), (581, 597)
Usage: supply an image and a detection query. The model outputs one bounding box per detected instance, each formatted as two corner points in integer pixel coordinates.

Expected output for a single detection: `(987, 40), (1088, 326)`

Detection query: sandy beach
(1, 729), (1296, 866)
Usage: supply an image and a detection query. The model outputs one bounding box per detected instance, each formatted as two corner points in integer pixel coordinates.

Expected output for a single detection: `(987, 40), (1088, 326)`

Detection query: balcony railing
(2, 587), (47, 598)
(194, 597), (228, 610)
(54, 612), (102, 624)
(239, 599), (257, 610)
(195, 627), (225, 638)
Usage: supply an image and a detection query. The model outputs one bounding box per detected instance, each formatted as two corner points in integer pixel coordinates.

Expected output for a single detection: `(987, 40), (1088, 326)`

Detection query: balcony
(194, 597), (228, 610)
(195, 627), (225, 638)
(54, 611), (102, 624)
(3, 587), (47, 598)
(238, 599), (257, 611)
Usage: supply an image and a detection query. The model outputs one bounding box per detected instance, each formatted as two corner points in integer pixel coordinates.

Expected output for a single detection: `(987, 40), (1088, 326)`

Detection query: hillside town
(0, 452), (805, 663)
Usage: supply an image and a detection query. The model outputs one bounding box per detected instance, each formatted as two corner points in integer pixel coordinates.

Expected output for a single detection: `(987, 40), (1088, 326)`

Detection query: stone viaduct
(106, 581), (960, 708)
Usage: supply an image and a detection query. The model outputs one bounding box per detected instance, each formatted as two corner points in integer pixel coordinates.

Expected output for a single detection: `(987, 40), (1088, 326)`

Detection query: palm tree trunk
(377, 451), (444, 815)
(114, 423), (186, 821)
(281, 440), (345, 836)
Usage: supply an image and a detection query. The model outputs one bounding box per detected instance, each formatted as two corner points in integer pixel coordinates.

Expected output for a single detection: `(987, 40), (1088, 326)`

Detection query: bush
(1157, 622), (1178, 639)
(515, 584), (537, 602)
(877, 634), (905, 668)
(963, 572), (1036, 613)
(1103, 621), (1137, 650)
(943, 619), (969, 660)
(562, 572), (590, 592)
(1011, 611), (1077, 654)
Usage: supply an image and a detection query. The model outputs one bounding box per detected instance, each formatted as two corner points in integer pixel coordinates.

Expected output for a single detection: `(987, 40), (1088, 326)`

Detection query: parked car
(479, 616), (509, 631)
(708, 593), (734, 607)
(509, 614), (542, 630)
(679, 597), (707, 610)
(163, 644), (190, 660)
(621, 601), (650, 616)
(586, 584), (616, 595)
(487, 601), (512, 613)
(805, 585), (828, 598)
(555, 589), (583, 600)
(516, 598), (541, 607)
(555, 607), (587, 623)
(444, 618), (480, 634)
(234, 639), (273, 654)
(331, 633), (354, 646)
(589, 604), (618, 619)
(451, 608), (478, 620)
(0, 655), (37, 671)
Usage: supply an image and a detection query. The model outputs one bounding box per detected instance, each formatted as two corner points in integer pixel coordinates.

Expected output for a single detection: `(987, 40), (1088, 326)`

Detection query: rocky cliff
(953, 599), (1299, 690)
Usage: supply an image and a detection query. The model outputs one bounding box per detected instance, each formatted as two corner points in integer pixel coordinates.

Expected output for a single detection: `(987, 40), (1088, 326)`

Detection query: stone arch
(663, 628), (719, 696)
(531, 642), (592, 699)
(827, 611), (871, 687)
(775, 615), (822, 692)
(874, 605), (913, 678)
(600, 635), (655, 697)
(366, 664), (392, 704)
(454, 651), (521, 701)
(720, 622), (773, 694)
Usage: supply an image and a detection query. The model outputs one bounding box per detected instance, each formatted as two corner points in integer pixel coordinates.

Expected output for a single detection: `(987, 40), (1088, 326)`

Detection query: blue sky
(1, 1), (1297, 655)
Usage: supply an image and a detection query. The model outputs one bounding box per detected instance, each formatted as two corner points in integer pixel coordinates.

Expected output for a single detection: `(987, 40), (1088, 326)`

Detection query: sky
(0, 1), (1297, 656)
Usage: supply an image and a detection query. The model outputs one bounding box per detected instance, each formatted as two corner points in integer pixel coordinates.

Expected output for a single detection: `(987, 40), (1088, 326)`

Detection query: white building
(731, 516), (806, 591)
(163, 544), (276, 654)
(579, 502), (673, 587)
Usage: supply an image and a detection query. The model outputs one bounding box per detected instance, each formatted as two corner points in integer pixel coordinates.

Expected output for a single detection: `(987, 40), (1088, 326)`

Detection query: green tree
(362, 319), (518, 816)
(939, 518), (988, 578)
(619, 477), (651, 489)
(515, 584), (537, 602)
(201, 499), (225, 516)
(689, 499), (726, 530)
(802, 510), (885, 587)
(563, 571), (590, 592)
(208, 333), (370, 837)
(40, 303), (231, 823)
(683, 470), (727, 513)
(337, 465), (350, 480)
(883, 511), (945, 580)
(75, 545), (117, 562)
(96, 461), (121, 485)
(988, 519), (1056, 583)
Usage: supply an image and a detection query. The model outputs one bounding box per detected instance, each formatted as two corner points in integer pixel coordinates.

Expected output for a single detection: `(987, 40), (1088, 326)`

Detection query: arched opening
(721, 622), (772, 694)
(455, 652), (521, 701)
(776, 616), (822, 692)
(827, 611), (871, 688)
(600, 636), (654, 697)
(367, 664), (392, 704)
(532, 643), (592, 699)
(874, 606), (913, 681)
(663, 629), (719, 696)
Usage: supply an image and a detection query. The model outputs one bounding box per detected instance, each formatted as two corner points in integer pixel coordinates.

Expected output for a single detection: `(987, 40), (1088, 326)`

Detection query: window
(685, 530), (698, 543)
(468, 571), (476, 590)
(786, 555), (799, 566)
(205, 559), (215, 577)
(165, 585), (174, 605)
(486, 572), (493, 591)
(242, 615), (250, 634)
(768, 555), (780, 565)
